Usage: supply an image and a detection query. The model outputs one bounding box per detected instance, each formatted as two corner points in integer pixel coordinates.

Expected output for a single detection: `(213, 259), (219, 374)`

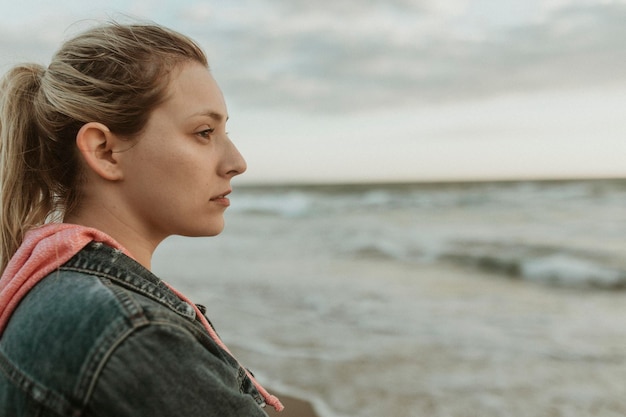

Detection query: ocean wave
(440, 241), (626, 289)
(343, 237), (626, 290)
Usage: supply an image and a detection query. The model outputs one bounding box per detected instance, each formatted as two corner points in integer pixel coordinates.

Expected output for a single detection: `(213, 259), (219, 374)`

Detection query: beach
(222, 258), (626, 416)
(153, 180), (626, 416)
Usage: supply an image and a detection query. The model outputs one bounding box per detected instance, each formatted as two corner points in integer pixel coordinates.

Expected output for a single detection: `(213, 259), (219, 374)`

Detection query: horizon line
(235, 174), (626, 189)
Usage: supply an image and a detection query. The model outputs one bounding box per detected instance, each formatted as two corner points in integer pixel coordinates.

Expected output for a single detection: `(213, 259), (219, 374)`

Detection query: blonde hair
(0, 22), (208, 271)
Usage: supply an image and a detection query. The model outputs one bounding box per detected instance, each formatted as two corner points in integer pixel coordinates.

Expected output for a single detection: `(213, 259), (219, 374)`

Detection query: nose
(222, 136), (247, 178)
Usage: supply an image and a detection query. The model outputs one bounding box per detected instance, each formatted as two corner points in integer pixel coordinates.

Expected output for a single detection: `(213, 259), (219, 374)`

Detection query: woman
(0, 22), (283, 416)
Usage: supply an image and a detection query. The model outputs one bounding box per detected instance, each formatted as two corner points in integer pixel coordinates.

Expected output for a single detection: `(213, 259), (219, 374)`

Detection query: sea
(152, 178), (626, 417)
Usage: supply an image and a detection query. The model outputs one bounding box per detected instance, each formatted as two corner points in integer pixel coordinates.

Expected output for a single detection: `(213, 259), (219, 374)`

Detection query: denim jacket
(0, 241), (269, 416)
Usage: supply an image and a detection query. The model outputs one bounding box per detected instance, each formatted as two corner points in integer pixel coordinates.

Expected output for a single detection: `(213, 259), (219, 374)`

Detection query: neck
(63, 208), (162, 270)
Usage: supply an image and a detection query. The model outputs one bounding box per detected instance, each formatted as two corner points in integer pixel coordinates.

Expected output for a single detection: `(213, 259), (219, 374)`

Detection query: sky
(1, 0), (626, 184)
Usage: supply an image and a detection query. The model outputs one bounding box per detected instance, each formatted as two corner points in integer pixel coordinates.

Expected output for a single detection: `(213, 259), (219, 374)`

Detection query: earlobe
(75, 122), (124, 181)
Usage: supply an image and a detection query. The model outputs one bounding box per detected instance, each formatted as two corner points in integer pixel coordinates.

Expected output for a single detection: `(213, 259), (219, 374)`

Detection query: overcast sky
(1, 0), (626, 184)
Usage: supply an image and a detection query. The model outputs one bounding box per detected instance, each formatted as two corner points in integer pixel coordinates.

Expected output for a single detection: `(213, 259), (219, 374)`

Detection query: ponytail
(0, 64), (54, 272)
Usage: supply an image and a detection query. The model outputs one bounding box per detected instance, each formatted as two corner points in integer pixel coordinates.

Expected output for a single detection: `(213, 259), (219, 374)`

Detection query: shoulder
(2, 269), (150, 382)
(0, 269), (149, 416)
(11, 267), (202, 350)
(2, 265), (195, 390)
(11, 268), (146, 340)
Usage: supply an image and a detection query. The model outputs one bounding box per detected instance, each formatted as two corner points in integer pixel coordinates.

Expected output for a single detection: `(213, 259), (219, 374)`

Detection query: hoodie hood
(0, 223), (132, 334)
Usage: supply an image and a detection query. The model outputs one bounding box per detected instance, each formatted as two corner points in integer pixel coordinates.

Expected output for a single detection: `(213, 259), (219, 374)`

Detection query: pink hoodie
(0, 223), (283, 412)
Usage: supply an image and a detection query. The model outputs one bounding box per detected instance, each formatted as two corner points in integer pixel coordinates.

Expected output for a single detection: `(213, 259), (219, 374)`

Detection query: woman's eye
(196, 128), (215, 139)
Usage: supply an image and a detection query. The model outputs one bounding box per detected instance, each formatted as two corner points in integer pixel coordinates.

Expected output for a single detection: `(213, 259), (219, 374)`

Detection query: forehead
(159, 62), (227, 121)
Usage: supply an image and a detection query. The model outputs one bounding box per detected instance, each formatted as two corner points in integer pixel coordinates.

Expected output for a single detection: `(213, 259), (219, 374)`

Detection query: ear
(75, 122), (124, 181)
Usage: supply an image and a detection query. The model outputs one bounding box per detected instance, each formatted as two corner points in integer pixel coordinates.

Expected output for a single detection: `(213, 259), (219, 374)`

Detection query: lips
(210, 190), (231, 206)
(210, 190), (231, 200)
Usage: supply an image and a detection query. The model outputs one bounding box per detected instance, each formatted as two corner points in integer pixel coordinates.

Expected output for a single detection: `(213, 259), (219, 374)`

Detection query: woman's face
(118, 62), (247, 242)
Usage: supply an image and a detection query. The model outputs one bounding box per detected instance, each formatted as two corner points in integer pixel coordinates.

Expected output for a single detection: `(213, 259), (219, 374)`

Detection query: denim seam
(59, 266), (195, 320)
(74, 278), (151, 406)
(81, 324), (143, 408)
(0, 347), (81, 417)
(99, 277), (150, 327)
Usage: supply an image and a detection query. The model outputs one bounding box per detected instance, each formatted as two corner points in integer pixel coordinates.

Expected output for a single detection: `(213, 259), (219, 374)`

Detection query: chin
(190, 222), (225, 237)
(176, 215), (226, 237)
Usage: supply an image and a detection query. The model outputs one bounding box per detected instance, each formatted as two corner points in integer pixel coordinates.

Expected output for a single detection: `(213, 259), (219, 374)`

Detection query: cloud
(185, 1), (626, 114)
(2, 1), (625, 116)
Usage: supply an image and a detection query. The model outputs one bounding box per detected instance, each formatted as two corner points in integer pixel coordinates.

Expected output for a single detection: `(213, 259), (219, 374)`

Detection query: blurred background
(2, 1), (626, 416)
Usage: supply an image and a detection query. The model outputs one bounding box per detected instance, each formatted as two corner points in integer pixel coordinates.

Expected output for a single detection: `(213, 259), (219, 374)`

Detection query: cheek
(129, 135), (216, 198)
(169, 165), (213, 202)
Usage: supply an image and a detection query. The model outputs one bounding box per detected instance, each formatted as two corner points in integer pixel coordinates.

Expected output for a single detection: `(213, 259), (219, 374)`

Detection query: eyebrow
(189, 110), (229, 122)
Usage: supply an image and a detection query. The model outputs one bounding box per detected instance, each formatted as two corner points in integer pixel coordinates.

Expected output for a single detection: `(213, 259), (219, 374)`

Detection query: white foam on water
(521, 254), (624, 288)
